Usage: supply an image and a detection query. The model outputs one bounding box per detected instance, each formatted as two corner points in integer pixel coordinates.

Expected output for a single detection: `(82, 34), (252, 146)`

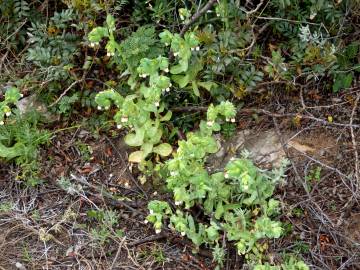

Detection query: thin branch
(240, 0), (265, 15)
(170, 106), (360, 129)
(179, 0), (218, 37)
(49, 79), (81, 107)
(350, 93), (360, 188)
(69, 173), (143, 215)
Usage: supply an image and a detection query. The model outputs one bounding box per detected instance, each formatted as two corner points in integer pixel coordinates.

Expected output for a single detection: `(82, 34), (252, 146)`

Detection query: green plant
(26, 8), (79, 77)
(305, 166), (321, 183)
(87, 209), (123, 245)
(88, 13), (309, 268)
(90, 15), (204, 166)
(0, 86), (22, 126)
(0, 90), (50, 185)
(145, 103), (305, 267)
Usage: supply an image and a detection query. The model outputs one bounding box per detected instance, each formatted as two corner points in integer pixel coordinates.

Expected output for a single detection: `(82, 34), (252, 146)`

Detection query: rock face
(17, 95), (58, 121)
(207, 127), (338, 171)
(207, 129), (286, 171)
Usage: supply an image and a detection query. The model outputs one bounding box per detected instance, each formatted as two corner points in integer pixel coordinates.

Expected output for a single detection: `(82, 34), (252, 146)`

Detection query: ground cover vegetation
(1, 0), (360, 269)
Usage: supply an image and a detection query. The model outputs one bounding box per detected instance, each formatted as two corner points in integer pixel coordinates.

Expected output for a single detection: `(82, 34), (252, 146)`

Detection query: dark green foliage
(117, 26), (163, 72)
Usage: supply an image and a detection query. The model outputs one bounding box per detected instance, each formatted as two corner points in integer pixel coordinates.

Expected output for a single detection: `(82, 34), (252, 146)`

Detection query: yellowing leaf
(153, 143), (172, 157)
(128, 150), (144, 163)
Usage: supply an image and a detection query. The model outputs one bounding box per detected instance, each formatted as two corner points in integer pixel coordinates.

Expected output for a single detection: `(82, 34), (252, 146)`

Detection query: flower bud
(121, 116), (128, 123)
(207, 121), (214, 127)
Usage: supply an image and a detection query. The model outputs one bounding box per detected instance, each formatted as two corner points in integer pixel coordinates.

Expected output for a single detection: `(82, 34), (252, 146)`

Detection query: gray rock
(17, 94), (58, 121)
(207, 129), (286, 171)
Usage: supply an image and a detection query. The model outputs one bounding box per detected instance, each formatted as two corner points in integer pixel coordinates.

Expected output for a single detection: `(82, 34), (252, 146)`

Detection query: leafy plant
(146, 103), (306, 267)
(0, 86), (22, 126)
(87, 209), (123, 245)
(90, 15), (203, 165)
(0, 89), (50, 185)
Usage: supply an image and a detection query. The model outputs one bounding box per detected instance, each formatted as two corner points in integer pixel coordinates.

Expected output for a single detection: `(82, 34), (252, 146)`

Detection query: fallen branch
(170, 106), (360, 129)
(69, 173), (143, 216)
(350, 93), (360, 188)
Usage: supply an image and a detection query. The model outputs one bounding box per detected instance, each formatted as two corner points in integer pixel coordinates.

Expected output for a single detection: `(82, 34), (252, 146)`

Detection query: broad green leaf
(0, 143), (24, 159)
(106, 14), (115, 30)
(88, 27), (108, 42)
(198, 81), (217, 91)
(214, 202), (224, 219)
(124, 128), (145, 146)
(160, 111), (172, 122)
(5, 87), (21, 103)
(153, 143), (172, 156)
(172, 74), (190, 88)
(128, 150), (144, 163)
(192, 81), (200, 96)
(141, 142), (153, 157)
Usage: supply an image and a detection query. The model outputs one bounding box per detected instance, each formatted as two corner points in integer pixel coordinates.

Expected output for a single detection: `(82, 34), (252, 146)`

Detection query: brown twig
(69, 173), (143, 215)
(127, 232), (168, 247)
(104, 136), (148, 199)
(170, 106), (360, 129)
(179, 0), (218, 37)
(49, 79), (82, 107)
(350, 93), (360, 188)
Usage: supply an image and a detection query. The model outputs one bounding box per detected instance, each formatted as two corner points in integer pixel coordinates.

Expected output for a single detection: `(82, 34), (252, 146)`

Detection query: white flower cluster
(162, 83), (172, 93)
(191, 46), (200, 51)
(89, 42), (99, 48)
(121, 116), (128, 123)
(207, 120), (214, 127)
